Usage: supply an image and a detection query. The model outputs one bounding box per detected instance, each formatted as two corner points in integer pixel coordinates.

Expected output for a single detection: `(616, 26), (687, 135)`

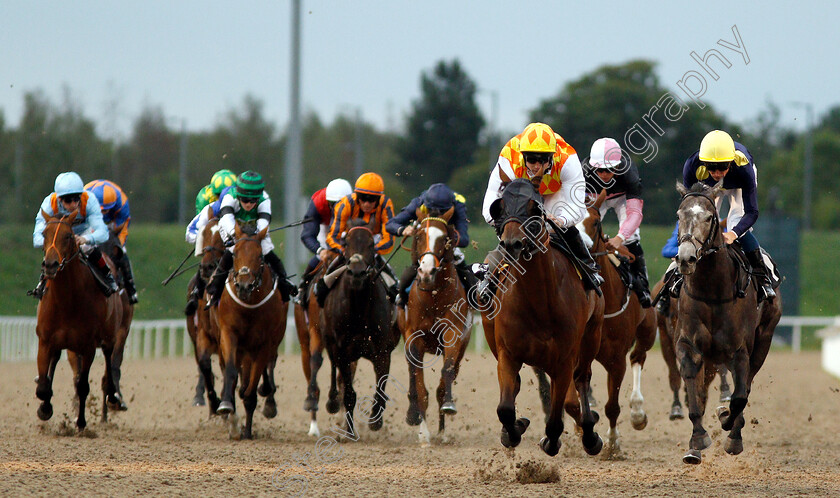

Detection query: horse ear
(593, 189), (607, 209)
(489, 198), (503, 222)
(710, 178), (725, 199)
(234, 222), (243, 238)
(65, 210), (79, 224)
(258, 226), (269, 240)
(676, 180), (689, 197)
(441, 206), (455, 222)
(415, 206), (426, 221)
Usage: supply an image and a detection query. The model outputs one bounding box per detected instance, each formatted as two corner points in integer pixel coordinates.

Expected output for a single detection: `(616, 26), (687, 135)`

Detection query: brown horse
(321, 218), (399, 439)
(576, 190), (657, 455)
(212, 223), (287, 439)
(292, 250), (339, 437)
(652, 275), (733, 420)
(481, 179), (603, 456)
(397, 207), (471, 444)
(35, 210), (126, 430)
(674, 181), (782, 464)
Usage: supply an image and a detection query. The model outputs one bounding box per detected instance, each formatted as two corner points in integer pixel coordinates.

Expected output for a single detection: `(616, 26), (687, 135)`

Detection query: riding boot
(28, 272), (47, 300)
(205, 250), (233, 309)
(89, 247), (119, 297)
(185, 269), (205, 315)
(455, 260), (478, 296)
(561, 226), (604, 296)
(264, 250), (298, 303)
(396, 264), (418, 309)
(117, 252), (139, 304)
(315, 254), (344, 308)
(626, 241), (652, 308)
(746, 248), (776, 303)
(298, 267), (316, 308)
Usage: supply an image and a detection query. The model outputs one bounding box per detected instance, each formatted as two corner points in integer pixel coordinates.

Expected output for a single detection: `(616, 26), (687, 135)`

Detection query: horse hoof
(683, 449), (702, 464)
(37, 403), (53, 421)
(440, 401), (457, 415)
(500, 427), (521, 448)
(308, 420), (320, 437)
(262, 401), (278, 419)
(631, 412), (648, 431)
(303, 396), (318, 412)
(369, 418), (384, 432)
(406, 408), (422, 427)
(217, 401), (234, 415)
(515, 417), (531, 433)
(193, 395), (206, 407)
(539, 436), (561, 456)
(690, 432), (712, 451)
(724, 436), (744, 455)
(240, 427), (253, 440)
(325, 398), (340, 414)
(716, 405), (731, 423)
(669, 405), (684, 420)
(583, 432), (603, 456)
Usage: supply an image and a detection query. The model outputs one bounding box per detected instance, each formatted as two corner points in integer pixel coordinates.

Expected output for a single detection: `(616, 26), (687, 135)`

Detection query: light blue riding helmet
(54, 172), (85, 197)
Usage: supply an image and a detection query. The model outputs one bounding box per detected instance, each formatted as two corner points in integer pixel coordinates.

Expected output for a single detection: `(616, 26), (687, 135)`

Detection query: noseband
(43, 219), (80, 272)
(678, 192), (724, 261)
(417, 217), (454, 272)
(346, 225), (377, 277)
(233, 236), (267, 295)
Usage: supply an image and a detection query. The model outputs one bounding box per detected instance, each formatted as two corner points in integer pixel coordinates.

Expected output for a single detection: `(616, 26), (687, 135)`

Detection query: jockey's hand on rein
(722, 232), (737, 245)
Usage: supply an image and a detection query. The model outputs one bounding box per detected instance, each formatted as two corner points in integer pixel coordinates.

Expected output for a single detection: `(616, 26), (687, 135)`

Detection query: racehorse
(98, 229), (135, 411)
(481, 179), (604, 457)
(212, 223), (287, 439)
(34, 210), (125, 430)
(652, 276), (733, 420)
(397, 207), (471, 444)
(575, 189), (657, 455)
(321, 217), (399, 439)
(292, 250), (338, 437)
(674, 181), (782, 464)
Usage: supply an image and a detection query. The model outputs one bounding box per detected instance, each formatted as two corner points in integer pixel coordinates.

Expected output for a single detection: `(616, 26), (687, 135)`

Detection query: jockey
(84, 179), (139, 304)
(480, 122), (604, 296)
(386, 183), (477, 308)
(582, 138), (651, 307)
(314, 172), (399, 306)
(30, 172), (119, 299)
(296, 178), (353, 306)
(182, 181), (236, 315)
(680, 130), (776, 303)
(195, 169), (237, 215)
(204, 170), (298, 306)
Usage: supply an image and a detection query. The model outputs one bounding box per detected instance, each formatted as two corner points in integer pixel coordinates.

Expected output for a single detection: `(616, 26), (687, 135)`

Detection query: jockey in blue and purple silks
(30, 172), (118, 299)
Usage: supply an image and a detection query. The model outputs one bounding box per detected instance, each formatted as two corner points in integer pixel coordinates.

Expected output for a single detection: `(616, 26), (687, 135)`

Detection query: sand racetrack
(0, 347), (838, 496)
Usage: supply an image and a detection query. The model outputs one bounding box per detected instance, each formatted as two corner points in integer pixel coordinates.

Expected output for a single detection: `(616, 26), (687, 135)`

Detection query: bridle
(345, 225), (377, 278)
(43, 218), (80, 274)
(232, 235), (267, 296)
(415, 216), (455, 291)
(678, 192), (724, 261)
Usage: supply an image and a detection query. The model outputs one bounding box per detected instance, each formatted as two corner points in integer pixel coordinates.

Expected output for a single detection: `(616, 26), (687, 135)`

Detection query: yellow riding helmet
(519, 122), (557, 154)
(354, 172), (385, 196)
(699, 130), (735, 162)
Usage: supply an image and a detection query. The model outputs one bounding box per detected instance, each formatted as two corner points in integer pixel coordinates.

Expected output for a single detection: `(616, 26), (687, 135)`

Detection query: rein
(232, 235), (269, 295)
(678, 192), (724, 260)
(586, 210), (631, 317)
(43, 219), (81, 272)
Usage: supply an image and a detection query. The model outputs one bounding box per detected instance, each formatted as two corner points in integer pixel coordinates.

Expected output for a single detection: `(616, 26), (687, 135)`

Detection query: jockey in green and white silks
(204, 170), (297, 306)
(30, 172), (119, 299)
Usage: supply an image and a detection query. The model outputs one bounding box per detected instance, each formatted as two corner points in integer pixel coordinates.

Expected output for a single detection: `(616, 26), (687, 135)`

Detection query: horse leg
(575, 320), (604, 456)
(100, 345), (117, 423)
(197, 350), (220, 416)
(368, 351), (391, 433)
(539, 367), (572, 456)
(240, 361), (262, 440)
(261, 356), (278, 419)
(258, 355), (275, 396)
(603, 358), (626, 457)
(404, 333), (427, 430)
(659, 316), (684, 420)
(110, 326), (129, 411)
(304, 329), (323, 413)
(74, 351), (94, 430)
(534, 367), (552, 423)
(496, 351), (528, 448)
(717, 364), (732, 403)
(35, 343), (56, 421)
(338, 359), (358, 440)
(438, 338), (468, 439)
(216, 331), (238, 415)
(720, 349), (750, 431)
(678, 340), (710, 464)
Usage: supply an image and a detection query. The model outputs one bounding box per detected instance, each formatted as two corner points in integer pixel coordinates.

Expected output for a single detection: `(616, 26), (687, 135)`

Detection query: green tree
(399, 59), (485, 192)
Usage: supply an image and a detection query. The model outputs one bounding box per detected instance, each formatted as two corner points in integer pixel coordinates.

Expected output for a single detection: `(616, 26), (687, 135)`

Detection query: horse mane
(689, 182), (710, 195)
(347, 218), (369, 230)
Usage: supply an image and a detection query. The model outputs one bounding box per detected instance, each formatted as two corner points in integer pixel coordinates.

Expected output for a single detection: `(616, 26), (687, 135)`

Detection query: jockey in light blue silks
(30, 172), (119, 299)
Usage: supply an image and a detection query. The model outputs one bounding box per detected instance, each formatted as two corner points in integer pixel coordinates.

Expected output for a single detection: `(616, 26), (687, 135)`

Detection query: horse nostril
(688, 255), (697, 264)
(512, 239), (523, 251)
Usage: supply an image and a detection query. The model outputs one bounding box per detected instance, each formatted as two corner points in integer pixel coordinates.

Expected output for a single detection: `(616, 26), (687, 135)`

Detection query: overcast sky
(2, 1), (837, 139)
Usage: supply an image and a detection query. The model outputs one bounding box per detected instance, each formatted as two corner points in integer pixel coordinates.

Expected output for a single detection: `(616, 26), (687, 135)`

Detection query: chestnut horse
(674, 181), (781, 464)
(576, 190), (657, 455)
(397, 207), (471, 444)
(652, 275), (732, 421)
(212, 224), (287, 439)
(481, 179), (604, 456)
(35, 210), (127, 430)
(321, 218), (399, 439)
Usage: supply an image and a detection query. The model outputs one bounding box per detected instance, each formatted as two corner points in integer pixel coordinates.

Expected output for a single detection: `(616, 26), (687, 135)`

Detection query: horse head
(40, 209), (80, 279)
(199, 218), (225, 282)
(675, 180), (725, 275)
(579, 189), (607, 249)
(414, 206), (455, 287)
(232, 222), (268, 300)
(344, 218), (377, 290)
(491, 179), (548, 261)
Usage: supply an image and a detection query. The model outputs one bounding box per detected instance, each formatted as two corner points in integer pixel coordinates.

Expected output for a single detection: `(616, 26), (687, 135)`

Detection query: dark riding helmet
(422, 183), (456, 213)
(236, 170), (264, 199)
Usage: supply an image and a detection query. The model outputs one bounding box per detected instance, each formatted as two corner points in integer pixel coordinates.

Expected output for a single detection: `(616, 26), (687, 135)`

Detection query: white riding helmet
(589, 138), (623, 169)
(325, 178), (353, 202)
(54, 172), (85, 197)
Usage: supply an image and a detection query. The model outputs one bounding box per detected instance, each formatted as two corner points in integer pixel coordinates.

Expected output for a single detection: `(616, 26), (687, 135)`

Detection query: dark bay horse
(397, 207), (471, 444)
(652, 275), (732, 420)
(575, 190), (657, 456)
(321, 218), (399, 439)
(674, 181), (782, 464)
(35, 210), (125, 430)
(481, 179), (604, 457)
(212, 224), (287, 439)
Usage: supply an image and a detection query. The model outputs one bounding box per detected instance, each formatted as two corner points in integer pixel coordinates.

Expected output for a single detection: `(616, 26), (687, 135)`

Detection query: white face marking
(688, 204), (704, 216)
(418, 253), (436, 274)
(417, 226), (445, 276)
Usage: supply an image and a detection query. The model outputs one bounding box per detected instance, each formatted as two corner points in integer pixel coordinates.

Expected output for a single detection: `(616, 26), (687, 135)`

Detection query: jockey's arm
(83, 195), (109, 246)
(32, 195), (52, 248)
(374, 198), (396, 255)
(481, 159), (512, 225)
(217, 195), (238, 245)
(255, 194), (271, 233)
(185, 206), (211, 244)
(452, 200), (470, 247)
(731, 164), (759, 238)
(386, 196), (421, 236)
(326, 198), (349, 254)
(543, 154), (587, 228)
(113, 219), (130, 246)
(616, 166), (644, 241)
(300, 199), (324, 255)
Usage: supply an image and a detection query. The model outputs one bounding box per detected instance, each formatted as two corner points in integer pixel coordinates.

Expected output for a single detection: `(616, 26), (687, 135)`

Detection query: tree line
(1, 59), (837, 228)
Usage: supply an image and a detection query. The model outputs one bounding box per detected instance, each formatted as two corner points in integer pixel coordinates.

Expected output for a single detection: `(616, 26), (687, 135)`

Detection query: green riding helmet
(236, 170), (265, 198)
